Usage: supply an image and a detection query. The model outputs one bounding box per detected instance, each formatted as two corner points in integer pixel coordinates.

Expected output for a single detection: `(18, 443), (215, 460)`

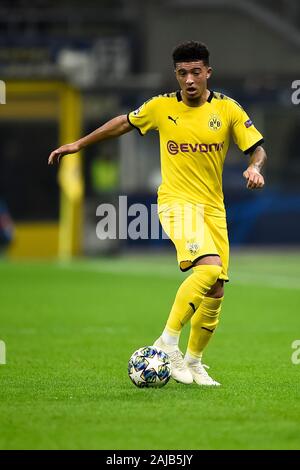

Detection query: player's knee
(206, 280), (224, 298)
(194, 256), (222, 288)
(208, 265), (222, 286)
(194, 263), (222, 288)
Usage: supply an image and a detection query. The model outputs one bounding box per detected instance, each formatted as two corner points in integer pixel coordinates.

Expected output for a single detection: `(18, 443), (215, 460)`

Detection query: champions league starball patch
(244, 119), (253, 128)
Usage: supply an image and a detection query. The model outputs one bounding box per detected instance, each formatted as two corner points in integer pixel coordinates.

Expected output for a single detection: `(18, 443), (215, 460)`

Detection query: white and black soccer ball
(128, 346), (171, 388)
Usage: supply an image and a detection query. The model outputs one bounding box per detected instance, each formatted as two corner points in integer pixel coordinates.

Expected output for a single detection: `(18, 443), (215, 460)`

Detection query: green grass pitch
(0, 252), (300, 450)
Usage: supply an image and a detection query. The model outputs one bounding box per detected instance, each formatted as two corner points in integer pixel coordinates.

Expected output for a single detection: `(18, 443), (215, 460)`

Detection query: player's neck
(181, 89), (210, 107)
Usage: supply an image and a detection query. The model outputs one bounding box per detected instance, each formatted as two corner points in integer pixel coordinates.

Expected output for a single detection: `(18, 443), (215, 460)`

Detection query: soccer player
(49, 41), (266, 386)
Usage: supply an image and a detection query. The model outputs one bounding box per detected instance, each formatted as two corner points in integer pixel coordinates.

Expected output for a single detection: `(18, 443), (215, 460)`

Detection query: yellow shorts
(158, 202), (229, 281)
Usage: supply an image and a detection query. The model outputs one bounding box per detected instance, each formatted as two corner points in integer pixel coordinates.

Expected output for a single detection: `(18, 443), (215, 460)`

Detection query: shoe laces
(168, 349), (186, 371)
(189, 361), (210, 378)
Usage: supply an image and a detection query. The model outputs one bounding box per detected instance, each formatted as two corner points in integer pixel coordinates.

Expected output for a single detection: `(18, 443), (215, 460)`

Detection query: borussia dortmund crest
(208, 115), (222, 131)
(186, 241), (200, 256)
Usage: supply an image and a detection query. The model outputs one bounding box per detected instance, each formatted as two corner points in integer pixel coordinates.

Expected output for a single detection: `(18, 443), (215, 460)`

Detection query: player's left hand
(243, 166), (265, 190)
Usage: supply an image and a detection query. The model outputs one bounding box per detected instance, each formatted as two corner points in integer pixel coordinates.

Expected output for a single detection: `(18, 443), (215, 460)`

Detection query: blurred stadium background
(0, 0), (300, 257)
(0, 0), (300, 451)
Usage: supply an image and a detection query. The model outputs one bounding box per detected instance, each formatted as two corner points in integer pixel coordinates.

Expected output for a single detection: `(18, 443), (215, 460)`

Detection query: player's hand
(48, 142), (80, 165)
(243, 166), (265, 190)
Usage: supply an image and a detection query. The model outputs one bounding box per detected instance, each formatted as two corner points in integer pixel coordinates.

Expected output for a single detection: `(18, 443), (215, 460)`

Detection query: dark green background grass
(0, 252), (300, 450)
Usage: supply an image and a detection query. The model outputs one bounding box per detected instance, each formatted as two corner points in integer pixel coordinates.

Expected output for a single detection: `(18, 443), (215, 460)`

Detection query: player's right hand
(48, 142), (80, 165)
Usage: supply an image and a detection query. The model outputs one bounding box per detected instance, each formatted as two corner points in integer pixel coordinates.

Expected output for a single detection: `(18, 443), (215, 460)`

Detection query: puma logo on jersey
(168, 115), (179, 125)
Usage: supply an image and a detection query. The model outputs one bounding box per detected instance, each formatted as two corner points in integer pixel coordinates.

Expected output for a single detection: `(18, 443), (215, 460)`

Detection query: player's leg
(186, 260), (224, 360)
(185, 278), (224, 386)
(184, 215), (229, 386)
(154, 256), (222, 384)
(154, 203), (222, 384)
(162, 257), (222, 337)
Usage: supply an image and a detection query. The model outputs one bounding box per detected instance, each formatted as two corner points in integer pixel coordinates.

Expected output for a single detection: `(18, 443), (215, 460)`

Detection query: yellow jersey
(128, 90), (263, 216)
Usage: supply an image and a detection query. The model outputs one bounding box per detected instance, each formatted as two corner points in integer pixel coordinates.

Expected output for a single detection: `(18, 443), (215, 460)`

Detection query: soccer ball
(128, 346), (171, 388)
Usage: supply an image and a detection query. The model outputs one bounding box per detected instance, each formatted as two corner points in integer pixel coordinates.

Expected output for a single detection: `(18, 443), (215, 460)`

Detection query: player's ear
(206, 67), (212, 79)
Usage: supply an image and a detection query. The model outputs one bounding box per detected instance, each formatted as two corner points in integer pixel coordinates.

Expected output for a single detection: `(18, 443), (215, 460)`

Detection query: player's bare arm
(243, 145), (267, 190)
(48, 114), (133, 165)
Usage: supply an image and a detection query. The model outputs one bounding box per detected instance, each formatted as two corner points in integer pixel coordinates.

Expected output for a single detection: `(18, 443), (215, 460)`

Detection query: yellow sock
(186, 295), (224, 359)
(165, 265), (222, 335)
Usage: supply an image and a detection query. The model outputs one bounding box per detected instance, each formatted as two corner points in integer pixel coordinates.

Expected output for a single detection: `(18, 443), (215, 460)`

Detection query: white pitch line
(230, 272), (300, 290)
(58, 262), (300, 290)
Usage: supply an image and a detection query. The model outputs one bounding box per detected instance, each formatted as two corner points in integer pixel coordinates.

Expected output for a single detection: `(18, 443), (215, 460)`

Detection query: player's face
(175, 61), (212, 100)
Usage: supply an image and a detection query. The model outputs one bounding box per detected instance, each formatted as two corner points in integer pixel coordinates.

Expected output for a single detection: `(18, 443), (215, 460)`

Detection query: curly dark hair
(172, 41), (210, 67)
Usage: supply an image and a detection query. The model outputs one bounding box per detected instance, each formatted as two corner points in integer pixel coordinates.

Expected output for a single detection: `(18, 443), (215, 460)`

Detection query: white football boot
(186, 360), (221, 386)
(153, 336), (193, 384)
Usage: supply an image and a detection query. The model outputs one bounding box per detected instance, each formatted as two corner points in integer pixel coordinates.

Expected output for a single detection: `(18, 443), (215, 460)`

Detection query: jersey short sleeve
(229, 100), (264, 154)
(127, 97), (158, 136)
